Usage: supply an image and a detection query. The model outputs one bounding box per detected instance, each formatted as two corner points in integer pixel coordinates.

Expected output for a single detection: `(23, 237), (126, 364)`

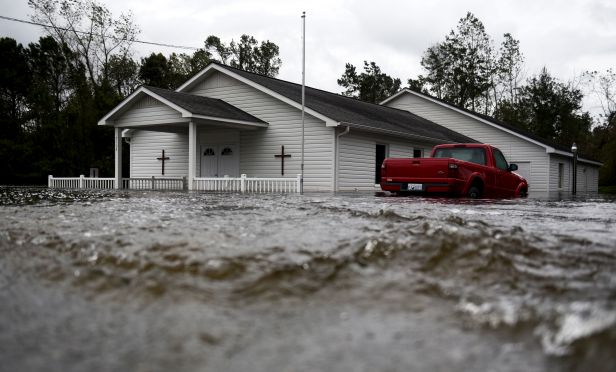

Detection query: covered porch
(81, 85), (300, 192)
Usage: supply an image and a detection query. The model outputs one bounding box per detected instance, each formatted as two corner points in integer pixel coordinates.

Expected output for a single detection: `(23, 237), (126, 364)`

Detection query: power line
(0, 14), (200, 51)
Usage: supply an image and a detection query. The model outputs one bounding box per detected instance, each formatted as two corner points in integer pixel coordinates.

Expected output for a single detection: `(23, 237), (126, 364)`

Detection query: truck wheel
(468, 186), (482, 199)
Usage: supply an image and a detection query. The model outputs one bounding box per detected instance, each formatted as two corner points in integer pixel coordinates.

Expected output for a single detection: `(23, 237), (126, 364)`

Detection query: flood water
(1, 187), (616, 372)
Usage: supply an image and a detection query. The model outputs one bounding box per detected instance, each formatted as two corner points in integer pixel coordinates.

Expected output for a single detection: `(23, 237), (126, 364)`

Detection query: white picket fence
(48, 175), (115, 189)
(193, 174), (301, 193)
(122, 177), (186, 190)
(48, 174), (301, 193)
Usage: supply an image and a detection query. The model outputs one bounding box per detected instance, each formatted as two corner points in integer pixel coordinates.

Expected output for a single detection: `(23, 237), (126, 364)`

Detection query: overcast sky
(1, 0), (615, 115)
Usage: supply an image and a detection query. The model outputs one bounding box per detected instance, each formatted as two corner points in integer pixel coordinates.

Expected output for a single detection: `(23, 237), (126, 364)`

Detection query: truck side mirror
(508, 164), (518, 172)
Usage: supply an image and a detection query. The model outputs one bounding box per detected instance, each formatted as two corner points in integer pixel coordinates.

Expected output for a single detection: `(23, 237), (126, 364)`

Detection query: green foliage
(406, 77), (425, 93)
(591, 122), (616, 186)
(497, 33), (524, 105)
(417, 11), (614, 186)
(583, 68), (616, 121)
(3, 20), (284, 184)
(6, 1), (286, 185)
(0, 36), (114, 184)
(6, 0), (141, 183)
(29, 0), (139, 89)
(0, 37), (30, 140)
(418, 13), (528, 116)
(599, 185), (616, 194)
(337, 61), (401, 103)
(138, 36), (284, 90)
(139, 53), (172, 89)
(494, 68), (593, 152)
(106, 55), (139, 97)
(420, 12), (496, 112)
(205, 34), (282, 77)
(581, 69), (615, 185)
(138, 49), (213, 89)
(167, 50), (212, 88)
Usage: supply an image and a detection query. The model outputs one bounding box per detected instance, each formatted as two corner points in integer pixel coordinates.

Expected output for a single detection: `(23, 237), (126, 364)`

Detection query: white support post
(114, 127), (122, 189)
(48, 175), (52, 188)
(79, 175), (85, 189)
(296, 174), (302, 193)
(188, 121), (197, 191)
(241, 174), (246, 193)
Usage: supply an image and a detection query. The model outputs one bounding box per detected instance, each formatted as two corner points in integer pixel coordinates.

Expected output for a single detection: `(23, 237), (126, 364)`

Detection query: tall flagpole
(300, 11), (306, 195)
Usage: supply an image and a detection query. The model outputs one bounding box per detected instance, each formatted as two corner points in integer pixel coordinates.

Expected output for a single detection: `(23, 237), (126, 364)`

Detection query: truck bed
(380, 158), (465, 193)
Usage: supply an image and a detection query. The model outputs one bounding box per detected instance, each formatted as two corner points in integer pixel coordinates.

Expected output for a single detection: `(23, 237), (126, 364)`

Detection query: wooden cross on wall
(274, 145), (292, 176)
(157, 150), (170, 175)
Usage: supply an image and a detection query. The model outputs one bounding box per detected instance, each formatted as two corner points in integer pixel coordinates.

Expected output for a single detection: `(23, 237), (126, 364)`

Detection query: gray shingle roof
(212, 63), (475, 143)
(144, 85), (266, 124)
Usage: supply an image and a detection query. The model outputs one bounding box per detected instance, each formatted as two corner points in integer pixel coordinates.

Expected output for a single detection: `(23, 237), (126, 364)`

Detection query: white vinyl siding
(550, 154), (599, 194)
(129, 130), (188, 178)
(583, 166), (599, 193)
(389, 146), (409, 158)
(385, 93), (551, 192)
(513, 161), (531, 183)
(186, 72), (334, 191)
(114, 96), (184, 127)
(338, 134), (375, 191)
(337, 131), (439, 191)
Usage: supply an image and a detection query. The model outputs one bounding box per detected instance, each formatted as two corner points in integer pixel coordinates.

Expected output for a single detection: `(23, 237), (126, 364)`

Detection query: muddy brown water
(1, 187), (616, 372)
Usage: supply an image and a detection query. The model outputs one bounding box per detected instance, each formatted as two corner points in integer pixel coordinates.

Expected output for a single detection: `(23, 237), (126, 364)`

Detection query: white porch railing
(48, 174), (301, 193)
(122, 177), (186, 190)
(48, 175), (115, 189)
(193, 174), (301, 193)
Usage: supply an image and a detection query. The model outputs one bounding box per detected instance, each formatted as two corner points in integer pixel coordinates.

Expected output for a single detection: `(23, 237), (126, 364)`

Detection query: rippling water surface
(1, 187), (616, 371)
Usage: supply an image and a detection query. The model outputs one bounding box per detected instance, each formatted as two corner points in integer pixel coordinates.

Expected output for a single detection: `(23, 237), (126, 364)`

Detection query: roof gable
(98, 85), (266, 127)
(144, 86), (266, 124)
(177, 63), (338, 126)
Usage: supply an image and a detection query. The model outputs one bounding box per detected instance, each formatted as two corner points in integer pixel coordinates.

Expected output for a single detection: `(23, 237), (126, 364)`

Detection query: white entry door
(200, 144), (239, 177)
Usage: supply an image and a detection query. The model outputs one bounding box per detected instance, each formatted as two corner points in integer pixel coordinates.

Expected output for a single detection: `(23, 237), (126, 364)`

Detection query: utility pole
(300, 11), (306, 195)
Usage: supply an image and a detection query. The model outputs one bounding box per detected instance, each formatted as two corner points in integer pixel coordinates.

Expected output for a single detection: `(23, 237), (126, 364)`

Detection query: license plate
(405, 183), (422, 191)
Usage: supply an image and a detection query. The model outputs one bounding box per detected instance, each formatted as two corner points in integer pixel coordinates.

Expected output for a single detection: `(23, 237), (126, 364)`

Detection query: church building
(98, 62), (473, 192)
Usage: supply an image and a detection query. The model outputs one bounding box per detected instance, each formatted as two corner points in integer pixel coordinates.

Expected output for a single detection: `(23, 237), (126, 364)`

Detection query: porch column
(188, 120), (197, 190)
(114, 127), (122, 189)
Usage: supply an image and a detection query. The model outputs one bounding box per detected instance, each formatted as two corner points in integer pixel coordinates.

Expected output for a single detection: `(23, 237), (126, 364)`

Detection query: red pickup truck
(380, 144), (528, 198)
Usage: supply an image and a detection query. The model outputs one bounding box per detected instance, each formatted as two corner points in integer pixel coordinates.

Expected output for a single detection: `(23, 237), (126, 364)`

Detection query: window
(203, 148), (215, 156)
(493, 149), (509, 170)
(558, 163), (564, 189)
(433, 147), (486, 166)
(221, 147), (233, 156)
(413, 148), (423, 158)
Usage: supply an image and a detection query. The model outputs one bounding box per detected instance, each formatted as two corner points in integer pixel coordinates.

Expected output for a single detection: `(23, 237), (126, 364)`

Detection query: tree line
(1, 0), (282, 184)
(338, 12), (615, 186)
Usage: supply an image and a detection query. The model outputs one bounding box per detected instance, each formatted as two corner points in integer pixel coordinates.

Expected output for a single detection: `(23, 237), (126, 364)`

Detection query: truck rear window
(433, 147), (486, 165)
